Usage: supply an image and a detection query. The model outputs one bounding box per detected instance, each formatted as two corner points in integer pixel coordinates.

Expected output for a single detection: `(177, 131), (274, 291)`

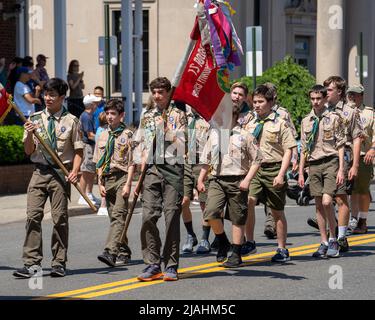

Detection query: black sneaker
(13, 265), (42, 279)
(97, 251), (116, 267)
(222, 253), (242, 268)
(337, 237), (349, 253)
(216, 241), (231, 263)
(116, 253), (131, 266)
(307, 217), (319, 230)
(241, 241), (257, 256)
(271, 248), (291, 263)
(50, 266), (65, 278)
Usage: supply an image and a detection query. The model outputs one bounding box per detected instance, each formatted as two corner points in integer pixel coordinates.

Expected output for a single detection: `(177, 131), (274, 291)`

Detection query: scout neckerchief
(252, 112), (277, 140)
(96, 123), (127, 175)
(47, 115), (57, 150)
(305, 110), (324, 158)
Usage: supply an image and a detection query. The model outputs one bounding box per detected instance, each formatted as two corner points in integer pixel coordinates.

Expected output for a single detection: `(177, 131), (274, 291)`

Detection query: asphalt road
(1, 195), (375, 301)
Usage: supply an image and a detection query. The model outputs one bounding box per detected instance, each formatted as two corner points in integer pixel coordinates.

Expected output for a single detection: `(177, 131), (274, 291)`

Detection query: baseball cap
(347, 84), (364, 94)
(83, 94), (102, 106)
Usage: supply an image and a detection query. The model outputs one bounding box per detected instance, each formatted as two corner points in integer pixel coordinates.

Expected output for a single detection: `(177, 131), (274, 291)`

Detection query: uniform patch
(324, 118), (331, 125)
(121, 138), (126, 143)
(61, 126), (66, 133)
(169, 116), (174, 123)
(344, 112), (349, 117)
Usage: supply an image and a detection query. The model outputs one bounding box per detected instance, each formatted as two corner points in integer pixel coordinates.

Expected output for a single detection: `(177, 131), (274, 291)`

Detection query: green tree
(0, 125), (28, 165)
(234, 56), (316, 134)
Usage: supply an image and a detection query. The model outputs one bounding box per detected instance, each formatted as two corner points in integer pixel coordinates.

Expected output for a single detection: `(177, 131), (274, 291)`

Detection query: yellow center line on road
(41, 233), (375, 300)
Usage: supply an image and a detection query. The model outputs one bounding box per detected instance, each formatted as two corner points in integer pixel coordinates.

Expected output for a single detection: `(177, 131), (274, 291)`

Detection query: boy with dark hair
(94, 99), (135, 267)
(14, 78), (84, 278)
(299, 85), (346, 258)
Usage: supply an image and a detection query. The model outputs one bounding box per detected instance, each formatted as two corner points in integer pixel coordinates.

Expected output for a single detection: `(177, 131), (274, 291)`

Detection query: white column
(54, 0), (67, 80)
(316, 0), (345, 83)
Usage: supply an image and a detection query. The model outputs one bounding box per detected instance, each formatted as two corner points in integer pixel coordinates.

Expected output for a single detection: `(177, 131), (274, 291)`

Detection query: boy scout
(14, 78), (83, 278)
(347, 85), (375, 234)
(181, 107), (211, 254)
(323, 76), (362, 252)
(197, 103), (262, 268)
(244, 85), (297, 263)
(299, 85), (346, 258)
(136, 77), (187, 282)
(94, 99), (135, 267)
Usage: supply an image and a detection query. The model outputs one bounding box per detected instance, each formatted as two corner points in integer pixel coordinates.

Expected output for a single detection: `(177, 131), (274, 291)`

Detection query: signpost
(246, 26), (263, 90)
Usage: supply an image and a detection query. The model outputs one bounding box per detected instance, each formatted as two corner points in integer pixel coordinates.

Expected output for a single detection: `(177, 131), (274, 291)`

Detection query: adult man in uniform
(136, 77), (187, 282)
(94, 99), (135, 267)
(197, 97), (262, 268)
(347, 85), (375, 234)
(13, 78), (83, 278)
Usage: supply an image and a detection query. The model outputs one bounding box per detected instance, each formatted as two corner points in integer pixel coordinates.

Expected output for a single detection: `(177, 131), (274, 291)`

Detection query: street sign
(355, 55), (368, 79)
(99, 36), (118, 66)
(246, 26), (263, 79)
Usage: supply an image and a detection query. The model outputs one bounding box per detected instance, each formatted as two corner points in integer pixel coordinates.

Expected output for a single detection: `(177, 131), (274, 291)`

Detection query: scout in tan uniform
(346, 85), (375, 234)
(299, 85), (346, 258)
(323, 76), (362, 252)
(197, 103), (262, 268)
(181, 106), (211, 254)
(13, 78), (84, 278)
(94, 99), (135, 267)
(136, 77), (187, 282)
(245, 85), (297, 263)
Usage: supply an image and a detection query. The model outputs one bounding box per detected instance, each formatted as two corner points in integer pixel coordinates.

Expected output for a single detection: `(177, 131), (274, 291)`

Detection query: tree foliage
(0, 125), (29, 165)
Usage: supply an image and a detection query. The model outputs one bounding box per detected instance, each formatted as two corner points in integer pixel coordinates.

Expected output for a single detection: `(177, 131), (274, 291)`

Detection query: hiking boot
(222, 253), (242, 268)
(211, 236), (220, 251)
(163, 267), (178, 281)
(50, 266), (66, 278)
(216, 241), (231, 263)
(196, 239), (211, 255)
(241, 241), (257, 256)
(352, 219), (368, 234)
(182, 234), (198, 254)
(13, 265), (42, 279)
(312, 243), (328, 259)
(271, 248), (291, 263)
(337, 237), (349, 253)
(307, 217), (319, 230)
(137, 264), (163, 282)
(97, 251), (116, 267)
(327, 240), (340, 258)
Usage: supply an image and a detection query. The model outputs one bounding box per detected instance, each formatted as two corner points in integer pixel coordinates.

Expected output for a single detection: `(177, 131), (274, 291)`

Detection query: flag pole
(8, 98), (98, 213)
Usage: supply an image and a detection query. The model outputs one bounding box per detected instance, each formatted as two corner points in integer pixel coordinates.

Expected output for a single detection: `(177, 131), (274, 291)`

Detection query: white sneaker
(347, 217), (358, 235)
(97, 207), (108, 216)
(78, 195), (90, 206)
(87, 193), (101, 206)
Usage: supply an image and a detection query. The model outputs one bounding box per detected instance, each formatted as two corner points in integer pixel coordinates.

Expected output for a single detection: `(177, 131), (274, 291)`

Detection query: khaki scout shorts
(184, 163), (208, 203)
(353, 157), (373, 195)
(81, 143), (96, 173)
(309, 156), (345, 197)
(249, 164), (286, 211)
(204, 176), (248, 226)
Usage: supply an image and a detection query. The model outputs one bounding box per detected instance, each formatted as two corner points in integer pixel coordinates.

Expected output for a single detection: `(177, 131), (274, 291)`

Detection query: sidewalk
(0, 181), (140, 225)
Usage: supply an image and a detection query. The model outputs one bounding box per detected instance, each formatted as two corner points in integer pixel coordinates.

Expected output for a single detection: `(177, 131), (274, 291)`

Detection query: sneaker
(116, 254), (130, 266)
(271, 248), (291, 263)
(13, 265), (42, 279)
(337, 237), (349, 253)
(352, 219), (368, 234)
(182, 234), (198, 254)
(348, 217), (358, 233)
(222, 253), (242, 268)
(241, 241), (257, 256)
(50, 266), (66, 277)
(163, 267), (178, 281)
(307, 217), (319, 230)
(264, 227), (277, 239)
(97, 207), (108, 216)
(216, 241), (231, 263)
(211, 236), (220, 251)
(196, 239), (211, 254)
(327, 240), (340, 258)
(137, 264), (163, 282)
(88, 193), (101, 206)
(312, 243), (328, 258)
(97, 251), (116, 267)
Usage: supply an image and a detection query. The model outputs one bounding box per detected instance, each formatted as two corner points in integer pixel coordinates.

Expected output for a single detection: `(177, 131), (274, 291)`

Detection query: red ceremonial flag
(0, 88), (12, 123)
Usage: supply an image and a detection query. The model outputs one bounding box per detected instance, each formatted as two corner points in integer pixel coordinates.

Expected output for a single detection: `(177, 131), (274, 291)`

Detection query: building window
(113, 10), (149, 93)
(294, 36), (311, 71)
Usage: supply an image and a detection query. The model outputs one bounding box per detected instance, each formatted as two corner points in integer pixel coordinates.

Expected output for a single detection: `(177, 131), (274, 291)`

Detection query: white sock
(338, 226), (347, 239)
(323, 241), (329, 246)
(359, 212), (369, 219)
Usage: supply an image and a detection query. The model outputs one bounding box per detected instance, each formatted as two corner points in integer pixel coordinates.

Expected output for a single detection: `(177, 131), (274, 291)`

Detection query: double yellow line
(39, 233), (375, 300)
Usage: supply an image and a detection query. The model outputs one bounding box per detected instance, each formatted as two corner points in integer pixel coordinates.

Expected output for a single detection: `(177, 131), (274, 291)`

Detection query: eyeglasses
(44, 93), (60, 100)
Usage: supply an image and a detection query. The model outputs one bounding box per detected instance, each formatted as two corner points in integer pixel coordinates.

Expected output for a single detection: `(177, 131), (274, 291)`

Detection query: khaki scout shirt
(300, 108), (346, 162)
(246, 111), (297, 164)
(23, 108), (84, 165)
(135, 104), (187, 164)
(93, 126), (134, 173)
(201, 112), (263, 176)
(329, 100), (362, 146)
(356, 104), (375, 155)
(273, 104), (298, 139)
